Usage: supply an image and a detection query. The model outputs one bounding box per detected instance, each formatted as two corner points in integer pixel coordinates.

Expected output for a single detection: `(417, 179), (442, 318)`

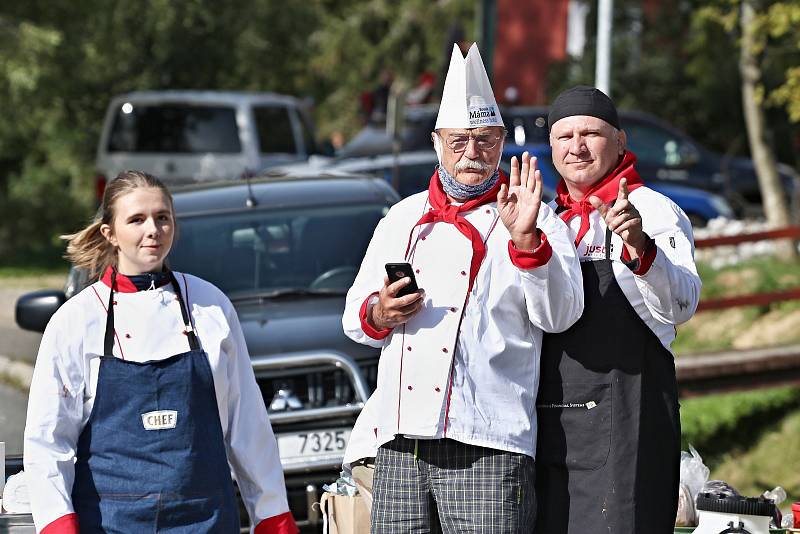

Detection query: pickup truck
(10, 172), (398, 532)
(94, 91), (321, 199)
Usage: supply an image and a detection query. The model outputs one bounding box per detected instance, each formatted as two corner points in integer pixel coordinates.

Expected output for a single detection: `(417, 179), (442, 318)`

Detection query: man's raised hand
(498, 152), (543, 250)
(588, 178), (648, 257)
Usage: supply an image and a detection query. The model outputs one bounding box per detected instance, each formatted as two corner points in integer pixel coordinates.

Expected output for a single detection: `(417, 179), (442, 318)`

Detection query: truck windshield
(168, 203), (389, 297)
(107, 104), (241, 153)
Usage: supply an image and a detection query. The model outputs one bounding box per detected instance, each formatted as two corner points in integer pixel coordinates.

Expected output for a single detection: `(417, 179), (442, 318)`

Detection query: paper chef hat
(435, 43), (504, 130)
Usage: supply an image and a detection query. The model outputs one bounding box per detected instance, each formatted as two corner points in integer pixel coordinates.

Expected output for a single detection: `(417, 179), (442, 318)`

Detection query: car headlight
(709, 194), (734, 219)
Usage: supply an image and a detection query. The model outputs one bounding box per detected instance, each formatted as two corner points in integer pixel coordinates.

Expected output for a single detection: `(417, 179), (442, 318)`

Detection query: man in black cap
(534, 86), (702, 534)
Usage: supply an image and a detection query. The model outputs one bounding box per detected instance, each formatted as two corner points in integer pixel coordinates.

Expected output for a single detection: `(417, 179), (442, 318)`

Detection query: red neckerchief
(555, 151), (644, 247)
(405, 169), (508, 295)
(100, 265), (171, 293)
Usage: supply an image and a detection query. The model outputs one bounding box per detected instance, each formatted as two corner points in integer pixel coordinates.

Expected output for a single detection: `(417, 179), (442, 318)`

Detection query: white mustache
(454, 158), (490, 173)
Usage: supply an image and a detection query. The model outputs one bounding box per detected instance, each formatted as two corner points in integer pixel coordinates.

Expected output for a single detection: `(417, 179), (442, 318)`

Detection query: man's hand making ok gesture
(588, 178), (648, 259)
(498, 151), (544, 251)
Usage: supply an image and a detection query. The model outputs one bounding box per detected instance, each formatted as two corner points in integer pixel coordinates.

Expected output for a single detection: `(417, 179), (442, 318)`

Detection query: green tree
(1, 0), (327, 265)
(738, 0), (795, 254)
(0, 0), (474, 265)
(547, 0), (800, 168)
(546, 0), (800, 225)
(0, 16), (92, 266)
(693, 0), (799, 245)
(307, 0), (474, 140)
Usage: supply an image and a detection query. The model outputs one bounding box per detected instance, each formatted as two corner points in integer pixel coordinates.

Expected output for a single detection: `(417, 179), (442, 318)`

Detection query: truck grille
(257, 360), (378, 414)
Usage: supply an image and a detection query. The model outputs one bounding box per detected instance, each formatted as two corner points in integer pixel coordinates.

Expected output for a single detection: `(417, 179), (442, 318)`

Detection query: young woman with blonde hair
(24, 171), (297, 534)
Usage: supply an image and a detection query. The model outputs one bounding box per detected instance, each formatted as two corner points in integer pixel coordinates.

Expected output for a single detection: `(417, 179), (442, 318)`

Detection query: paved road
(0, 383), (27, 456)
(0, 326), (41, 366)
(0, 279), (62, 458)
(0, 286), (46, 365)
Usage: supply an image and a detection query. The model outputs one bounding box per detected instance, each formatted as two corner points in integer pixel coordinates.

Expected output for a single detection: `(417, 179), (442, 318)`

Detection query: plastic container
(692, 492), (774, 534)
(674, 529), (787, 533)
(792, 502), (800, 529)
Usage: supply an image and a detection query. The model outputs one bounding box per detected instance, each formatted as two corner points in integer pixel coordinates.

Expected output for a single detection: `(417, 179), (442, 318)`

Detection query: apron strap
(103, 270), (200, 356)
(604, 199), (616, 261)
(169, 272), (201, 351)
(103, 270), (118, 356)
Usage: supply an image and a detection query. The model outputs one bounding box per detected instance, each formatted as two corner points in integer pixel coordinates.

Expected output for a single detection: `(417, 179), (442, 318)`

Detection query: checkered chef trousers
(371, 437), (536, 533)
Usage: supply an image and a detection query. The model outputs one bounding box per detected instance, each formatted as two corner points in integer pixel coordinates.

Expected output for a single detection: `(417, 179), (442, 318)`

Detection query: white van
(95, 90), (318, 195)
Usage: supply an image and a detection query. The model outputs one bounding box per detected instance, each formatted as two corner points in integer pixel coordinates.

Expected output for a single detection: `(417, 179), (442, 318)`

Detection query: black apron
(535, 227), (681, 534)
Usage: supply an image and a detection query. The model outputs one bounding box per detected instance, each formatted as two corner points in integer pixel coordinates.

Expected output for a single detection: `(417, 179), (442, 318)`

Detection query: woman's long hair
(62, 171), (174, 280)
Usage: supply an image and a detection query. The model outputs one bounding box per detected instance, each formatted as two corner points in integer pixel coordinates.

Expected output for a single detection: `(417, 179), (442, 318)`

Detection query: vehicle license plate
(277, 428), (351, 460)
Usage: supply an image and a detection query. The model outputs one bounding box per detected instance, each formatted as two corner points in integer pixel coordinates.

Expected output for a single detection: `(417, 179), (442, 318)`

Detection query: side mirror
(15, 290), (67, 333)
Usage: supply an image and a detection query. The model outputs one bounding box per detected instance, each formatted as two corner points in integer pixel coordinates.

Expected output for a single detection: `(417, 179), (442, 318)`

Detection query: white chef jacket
(551, 185), (701, 349)
(342, 190), (583, 463)
(23, 272), (291, 533)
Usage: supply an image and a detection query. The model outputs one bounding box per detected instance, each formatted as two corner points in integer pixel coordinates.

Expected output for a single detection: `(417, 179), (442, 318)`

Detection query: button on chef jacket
(24, 271), (294, 534)
(342, 190), (584, 463)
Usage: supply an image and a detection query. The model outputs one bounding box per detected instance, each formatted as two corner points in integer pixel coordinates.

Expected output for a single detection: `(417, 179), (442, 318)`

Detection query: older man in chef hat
(341, 44), (584, 532)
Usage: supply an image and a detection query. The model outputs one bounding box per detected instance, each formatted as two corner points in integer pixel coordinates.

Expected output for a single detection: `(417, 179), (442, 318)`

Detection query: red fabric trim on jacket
(442, 338), (458, 437)
(620, 237), (657, 275)
(359, 292), (393, 340)
(100, 266), (171, 293)
(405, 170), (508, 297)
(507, 230), (552, 269)
(41, 513), (79, 534)
(254, 511), (299, 534)
(100, 266), (138, 292)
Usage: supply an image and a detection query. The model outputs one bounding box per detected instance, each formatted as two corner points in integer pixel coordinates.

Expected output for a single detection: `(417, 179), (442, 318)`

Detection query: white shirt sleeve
(24, 304), (85, 531)
(342, 215), (396, 347)
(632, 190), (702, 325)
(517, 202), (585, 333)
(220, 298), (291, 523)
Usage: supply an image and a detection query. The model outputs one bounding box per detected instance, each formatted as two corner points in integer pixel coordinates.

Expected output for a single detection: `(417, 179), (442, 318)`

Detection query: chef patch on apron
(141, 410), (178, 430)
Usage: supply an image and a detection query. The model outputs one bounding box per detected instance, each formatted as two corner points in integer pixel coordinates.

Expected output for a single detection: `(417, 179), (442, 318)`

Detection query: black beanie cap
(547, 86), (620, 131)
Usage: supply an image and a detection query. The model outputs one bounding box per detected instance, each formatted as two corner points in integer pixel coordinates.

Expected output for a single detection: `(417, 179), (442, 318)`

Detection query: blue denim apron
(71, 271), (239, 533)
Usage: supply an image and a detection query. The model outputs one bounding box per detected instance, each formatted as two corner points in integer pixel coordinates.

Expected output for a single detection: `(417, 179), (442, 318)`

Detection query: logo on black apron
(141, 410), (178, 430)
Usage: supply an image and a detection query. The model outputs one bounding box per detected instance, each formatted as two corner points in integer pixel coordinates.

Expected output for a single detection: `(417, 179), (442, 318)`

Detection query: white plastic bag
(675, 445), (710, 527)
(681, 445), (710, 500)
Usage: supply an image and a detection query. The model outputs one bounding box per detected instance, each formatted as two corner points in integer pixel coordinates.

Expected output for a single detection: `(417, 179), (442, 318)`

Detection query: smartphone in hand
(385, 262), (420, 298)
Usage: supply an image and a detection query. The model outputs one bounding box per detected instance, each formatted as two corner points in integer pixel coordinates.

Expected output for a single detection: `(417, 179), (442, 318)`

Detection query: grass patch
(679, 258), (800, 498)
(710, 409), (800, 509)
(775, 298), (800, 313)
(680, 386), (800, 466)
(0, 265), (68, 279)
(0, 266), (68, 289)
(675, 256), (800, 354)
(673, 307), (762, 355)
(697, 257), (800, 300)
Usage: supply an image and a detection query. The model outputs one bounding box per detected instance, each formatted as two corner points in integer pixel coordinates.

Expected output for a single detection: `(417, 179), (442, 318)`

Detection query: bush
(680, 386), (800, 466)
